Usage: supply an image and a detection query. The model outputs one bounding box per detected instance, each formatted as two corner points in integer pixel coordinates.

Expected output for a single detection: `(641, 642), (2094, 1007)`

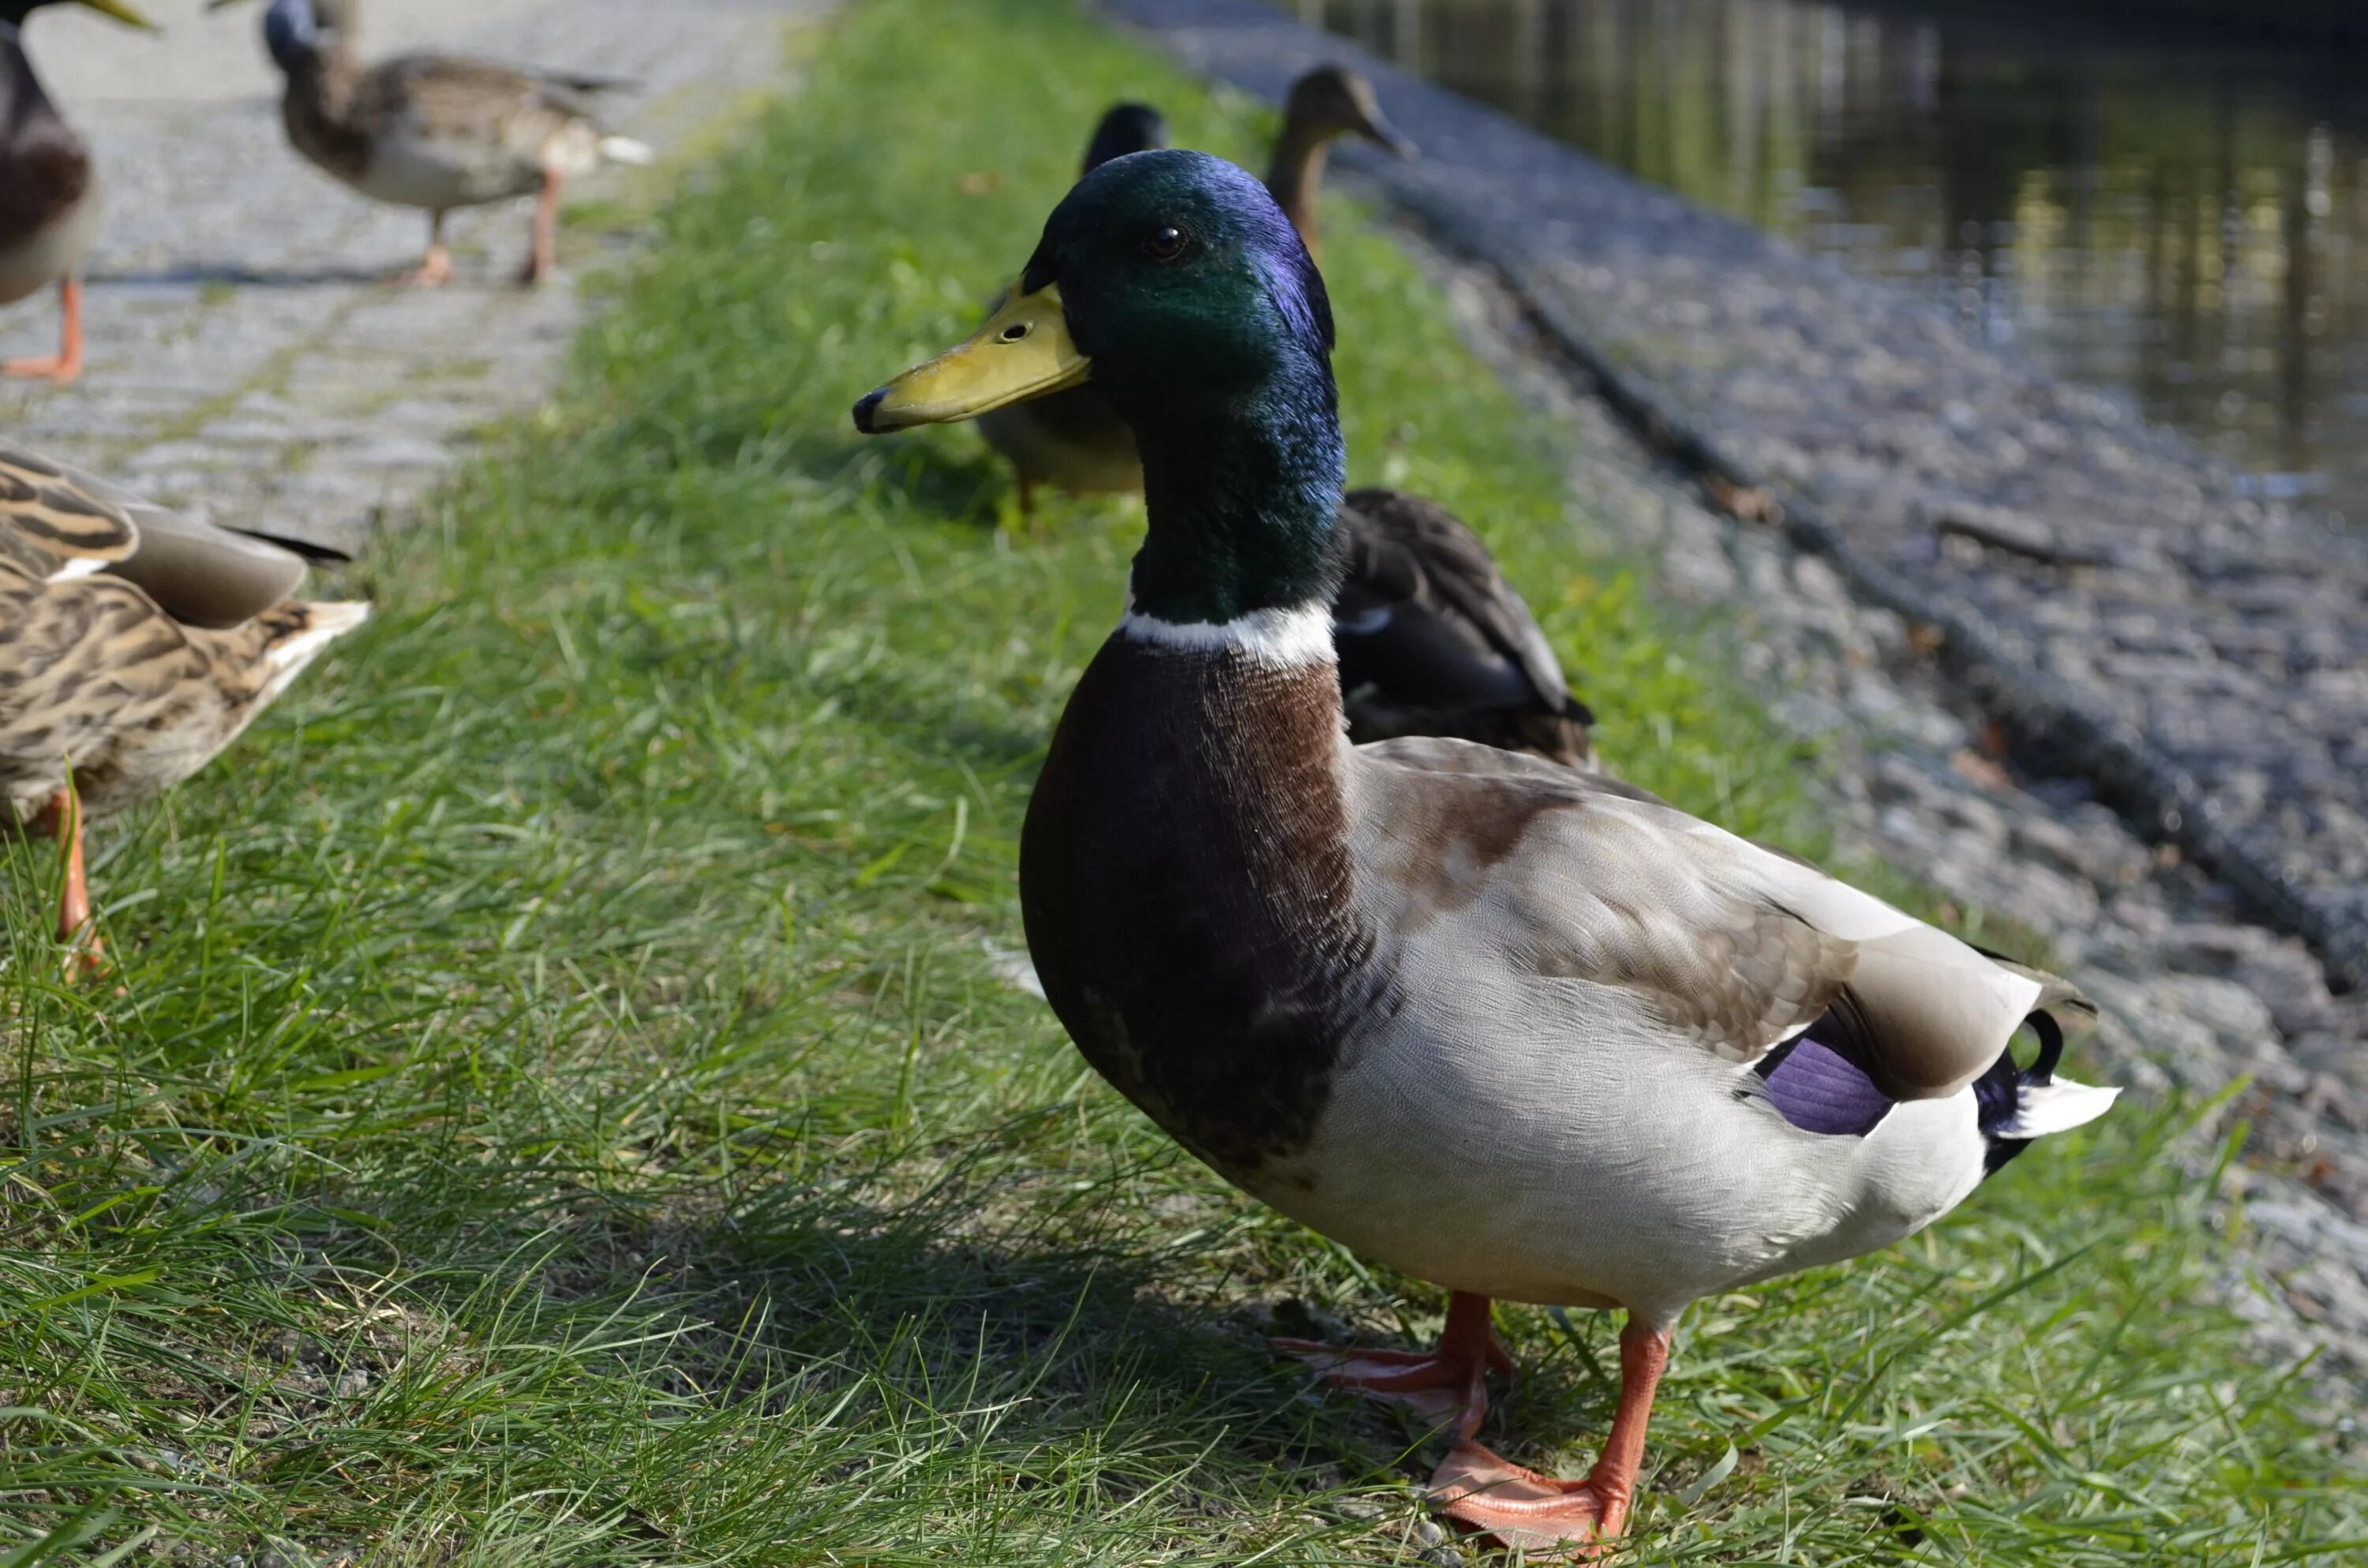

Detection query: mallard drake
(0, 0), (153, 384)
(855, 151), (2115, 1555)
(965, 79), (1587, 765)
(1, 441), (369, 969)
(213, 0), (653, 286)
(981, 67), (1411, 514)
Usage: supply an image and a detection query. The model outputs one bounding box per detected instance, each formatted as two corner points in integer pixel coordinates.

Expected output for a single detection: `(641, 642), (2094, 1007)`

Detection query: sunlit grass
(2, 0), (2359, 1562)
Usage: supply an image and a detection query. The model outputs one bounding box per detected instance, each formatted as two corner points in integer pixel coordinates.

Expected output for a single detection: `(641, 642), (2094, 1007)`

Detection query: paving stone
(2, 0), (828, 556)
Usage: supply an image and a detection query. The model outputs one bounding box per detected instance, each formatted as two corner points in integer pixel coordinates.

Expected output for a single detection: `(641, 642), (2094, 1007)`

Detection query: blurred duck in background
(1263, 62), (1414, 266)
(0, 442), (369, 974)
(214, 0), (653, 286)
(0, 0), (155, 384)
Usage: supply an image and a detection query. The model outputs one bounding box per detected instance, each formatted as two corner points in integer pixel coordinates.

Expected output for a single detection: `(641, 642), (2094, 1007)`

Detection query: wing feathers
(0, 443), (316, 630)
(1355, 749), (2088, 1102)
(0, 440), (141, 574)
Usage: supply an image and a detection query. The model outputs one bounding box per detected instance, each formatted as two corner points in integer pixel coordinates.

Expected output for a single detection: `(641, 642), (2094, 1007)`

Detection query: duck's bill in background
(1355, 103), (1417, 159)
(73, 0), (155, 26)
(852, 285), (1088, 432)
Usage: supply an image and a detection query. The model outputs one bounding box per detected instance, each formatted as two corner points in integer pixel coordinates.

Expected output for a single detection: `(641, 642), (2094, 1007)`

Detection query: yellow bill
(853, 284), (1088, 433)
(76, 0), (156, 27)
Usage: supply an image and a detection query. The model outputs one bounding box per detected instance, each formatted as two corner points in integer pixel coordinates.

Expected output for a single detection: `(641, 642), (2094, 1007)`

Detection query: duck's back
(1310, 734), (2070, 1313)
(1333, 488), (1593, 766)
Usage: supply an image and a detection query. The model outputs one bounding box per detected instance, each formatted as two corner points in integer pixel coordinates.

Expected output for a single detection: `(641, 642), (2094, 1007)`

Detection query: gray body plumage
(1025, 634), (2112, 1334)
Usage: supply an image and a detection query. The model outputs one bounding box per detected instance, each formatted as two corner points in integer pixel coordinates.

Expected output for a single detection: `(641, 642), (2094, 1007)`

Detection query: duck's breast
(1021, 637), (1378, 1184)
(0, 143), (98, 304)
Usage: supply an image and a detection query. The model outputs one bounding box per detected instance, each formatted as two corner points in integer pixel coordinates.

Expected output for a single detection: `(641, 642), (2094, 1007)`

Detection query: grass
(2, 0), (2362, 1562)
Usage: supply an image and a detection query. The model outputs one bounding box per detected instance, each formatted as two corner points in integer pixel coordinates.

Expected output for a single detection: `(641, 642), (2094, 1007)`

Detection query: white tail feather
(45, 556), (107, 583)
(2001, 1078), (2119, 1140)
(599, 136), (656, 166)
(267, 601), (372, 676)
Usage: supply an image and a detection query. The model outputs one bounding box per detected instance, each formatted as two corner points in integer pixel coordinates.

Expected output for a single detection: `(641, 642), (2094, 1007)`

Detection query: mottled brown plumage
(0, 440), (369, 959)
(227, 0), (650, 285)
(1332, 488), (1594, 765)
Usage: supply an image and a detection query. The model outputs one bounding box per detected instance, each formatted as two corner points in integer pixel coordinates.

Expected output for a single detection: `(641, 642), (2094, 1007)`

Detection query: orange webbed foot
(1273, 1292), (1511, 1429)
(1, 352), (81, 384)
(404, 247), (454, 289)
(1433, 1443), (1624, 1559)
(1272, 1338), (1475, 1427)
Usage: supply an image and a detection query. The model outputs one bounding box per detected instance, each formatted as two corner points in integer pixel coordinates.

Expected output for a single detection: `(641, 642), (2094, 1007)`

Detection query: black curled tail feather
(1973, 1003), (2101, 1177)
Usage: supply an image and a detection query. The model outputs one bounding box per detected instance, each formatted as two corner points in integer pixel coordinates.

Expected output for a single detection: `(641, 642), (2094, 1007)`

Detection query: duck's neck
(1264, 124), (1333, 260)
(1122, 377), (1346, 633)
(266, 0), (356, 84)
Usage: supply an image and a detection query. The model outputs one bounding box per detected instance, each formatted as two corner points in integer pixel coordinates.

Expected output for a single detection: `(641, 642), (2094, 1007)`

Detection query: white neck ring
(1116, 600), (1336, 669)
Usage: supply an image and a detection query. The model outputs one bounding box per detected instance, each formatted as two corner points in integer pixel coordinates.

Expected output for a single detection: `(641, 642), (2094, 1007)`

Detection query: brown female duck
(2, 442), (369, 968)
(216, 0), (651, 286)
(0, 0), (153, 384)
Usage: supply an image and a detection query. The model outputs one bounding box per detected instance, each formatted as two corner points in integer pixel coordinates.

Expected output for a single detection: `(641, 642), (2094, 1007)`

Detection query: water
(1310, 0), (2368, 522)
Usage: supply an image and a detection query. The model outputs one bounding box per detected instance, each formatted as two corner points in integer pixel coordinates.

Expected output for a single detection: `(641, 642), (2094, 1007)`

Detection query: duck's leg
(1, 277), (86, 384)
(1430, 1314), (1672, 1556)
(407, 211), (453, 288)
(1275, 1291), (1513, 1429)
(31, 786), (105, 978)
(522, 168), (562, 285)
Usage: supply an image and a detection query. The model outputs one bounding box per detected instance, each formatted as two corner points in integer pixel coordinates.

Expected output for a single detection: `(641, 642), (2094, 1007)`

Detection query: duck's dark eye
(999, 321), (1031, 342)
(1144, 224), (1189, 260)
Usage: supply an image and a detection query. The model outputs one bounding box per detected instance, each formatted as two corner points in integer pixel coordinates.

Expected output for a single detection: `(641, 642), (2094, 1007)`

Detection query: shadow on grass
(199, 1125), (1480, 1548)
(88, 265), (433, 290)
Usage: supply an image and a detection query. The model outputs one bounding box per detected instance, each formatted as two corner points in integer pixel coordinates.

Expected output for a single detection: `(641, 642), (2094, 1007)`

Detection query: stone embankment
(1110, 0), (2368, 1386)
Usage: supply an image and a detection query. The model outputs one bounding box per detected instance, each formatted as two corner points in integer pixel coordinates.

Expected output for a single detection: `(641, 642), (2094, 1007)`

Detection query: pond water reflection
(1310, 0), (2368, 522)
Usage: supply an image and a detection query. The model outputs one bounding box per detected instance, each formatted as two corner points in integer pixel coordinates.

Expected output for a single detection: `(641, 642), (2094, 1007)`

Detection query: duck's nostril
(1000, 323), (1031, 342)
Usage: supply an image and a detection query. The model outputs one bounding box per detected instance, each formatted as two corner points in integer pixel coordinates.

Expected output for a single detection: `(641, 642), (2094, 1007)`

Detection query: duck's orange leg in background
(407, 211), (453, 288)
(523, 169), (562, 284)
(2, 277), (85, 384)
